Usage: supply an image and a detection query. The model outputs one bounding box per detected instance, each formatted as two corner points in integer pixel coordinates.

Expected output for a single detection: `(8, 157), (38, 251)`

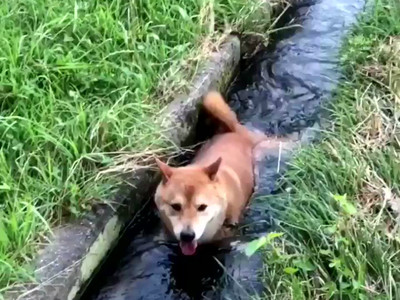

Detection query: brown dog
(155, 91), (283, 255)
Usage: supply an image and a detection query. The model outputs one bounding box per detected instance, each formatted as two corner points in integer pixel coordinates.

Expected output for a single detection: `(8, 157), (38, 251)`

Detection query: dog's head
(154, 158), (226, 255)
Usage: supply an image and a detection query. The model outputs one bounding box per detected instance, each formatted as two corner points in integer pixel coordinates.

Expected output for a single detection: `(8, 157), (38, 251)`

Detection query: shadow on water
(81, 1), (365, 299)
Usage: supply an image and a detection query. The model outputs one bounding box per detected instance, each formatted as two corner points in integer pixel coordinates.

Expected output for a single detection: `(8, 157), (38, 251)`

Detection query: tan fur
(154, 91), (288, 254)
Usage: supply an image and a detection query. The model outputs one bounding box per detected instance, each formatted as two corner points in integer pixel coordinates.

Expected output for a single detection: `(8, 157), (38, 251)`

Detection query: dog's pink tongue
(179, 241), (197, 256)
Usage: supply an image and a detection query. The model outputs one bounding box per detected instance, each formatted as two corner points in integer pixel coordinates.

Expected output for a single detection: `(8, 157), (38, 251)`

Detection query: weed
(0, 0), (278, 290)
(258, 0), (400, 298)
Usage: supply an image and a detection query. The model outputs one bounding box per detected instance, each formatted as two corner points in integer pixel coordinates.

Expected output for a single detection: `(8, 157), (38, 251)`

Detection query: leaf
(352, 279), (362, 290)
(266, 232), (284, 243)
(333, 194), (345, 202)
(244, 232), (284, 257)
(245, 236), (267, 257)
(172, 5), (189, 20)
(333, 194), (357, 215)
(342, 202), (357, 215)
(293, 259), (316, 272)
(64, 34), (74, 42)
(340, 282), (351, 290)
(9, 213), (19, 236)
(0, 183), (10, 190)
(147, 33), (160, 41)
(343, 267), (353, 279)
(329, 258), (341, 269)
(324, 225), (337, 235)
(0, 220), (10, 246)
(284, 267), (298, 275)
(323, 281), (337, 297)
(319, 249), (333, 256)
(336, 236), (350, 245)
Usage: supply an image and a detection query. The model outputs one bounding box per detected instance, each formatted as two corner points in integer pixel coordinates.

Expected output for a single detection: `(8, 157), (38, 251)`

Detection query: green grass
(0, 0), (278, 291)
(257, 0), (400, 298)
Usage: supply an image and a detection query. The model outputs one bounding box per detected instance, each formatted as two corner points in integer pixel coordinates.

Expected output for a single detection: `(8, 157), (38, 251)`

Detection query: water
(82, 1), (365, 299)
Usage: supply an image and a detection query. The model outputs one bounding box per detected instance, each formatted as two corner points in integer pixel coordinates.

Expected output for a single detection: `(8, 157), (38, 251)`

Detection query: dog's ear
(155, 158), (173, 184)
(203, 157), (222, 180)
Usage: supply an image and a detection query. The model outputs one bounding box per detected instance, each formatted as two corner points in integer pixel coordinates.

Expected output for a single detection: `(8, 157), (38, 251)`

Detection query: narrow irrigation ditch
(80, 1), (366, 299)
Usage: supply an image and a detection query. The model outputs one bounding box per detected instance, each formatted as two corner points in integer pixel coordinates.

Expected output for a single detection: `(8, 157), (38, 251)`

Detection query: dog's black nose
(180, 230), (195, 242)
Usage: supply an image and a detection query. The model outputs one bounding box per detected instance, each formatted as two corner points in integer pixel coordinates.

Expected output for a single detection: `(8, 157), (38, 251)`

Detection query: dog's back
(192, 92), (257, 223)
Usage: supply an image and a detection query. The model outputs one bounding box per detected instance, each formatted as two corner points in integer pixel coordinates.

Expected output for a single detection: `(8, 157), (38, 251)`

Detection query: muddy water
(82, 1), (365, 299)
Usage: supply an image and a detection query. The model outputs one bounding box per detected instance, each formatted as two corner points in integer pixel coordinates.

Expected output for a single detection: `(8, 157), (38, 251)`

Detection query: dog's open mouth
(179, 241), (198, 256)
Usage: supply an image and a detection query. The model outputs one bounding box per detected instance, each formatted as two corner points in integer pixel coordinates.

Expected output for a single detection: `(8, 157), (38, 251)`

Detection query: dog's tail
(203, 91), (266, 145)
(203, 91), (239, 132)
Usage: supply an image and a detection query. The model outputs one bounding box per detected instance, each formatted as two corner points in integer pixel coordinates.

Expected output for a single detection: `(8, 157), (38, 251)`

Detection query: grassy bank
(0, 0), (277, 290)
(258, 0), (400, 298)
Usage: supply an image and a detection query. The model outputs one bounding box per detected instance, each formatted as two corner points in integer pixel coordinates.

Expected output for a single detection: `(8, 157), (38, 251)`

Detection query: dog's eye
(171, 203), (181, 211)
(198, 204), (207, 212)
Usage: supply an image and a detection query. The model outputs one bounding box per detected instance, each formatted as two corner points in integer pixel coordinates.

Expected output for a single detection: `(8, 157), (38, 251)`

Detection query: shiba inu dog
(154, 91), (286, 255)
